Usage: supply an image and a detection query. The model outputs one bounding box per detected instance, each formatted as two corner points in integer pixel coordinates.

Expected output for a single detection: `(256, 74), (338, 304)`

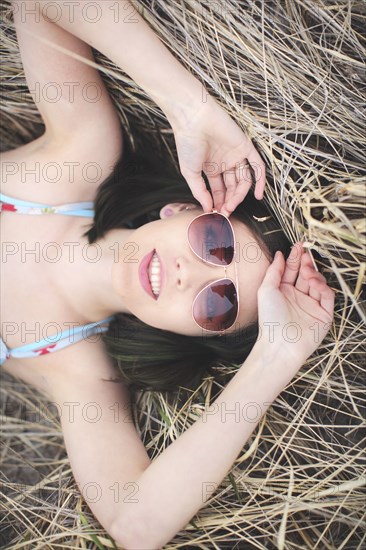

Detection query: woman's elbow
(110, 513), (168, 550)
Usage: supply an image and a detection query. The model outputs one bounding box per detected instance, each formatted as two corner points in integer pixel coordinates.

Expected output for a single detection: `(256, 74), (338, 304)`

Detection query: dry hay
(1, 0), (365, 548)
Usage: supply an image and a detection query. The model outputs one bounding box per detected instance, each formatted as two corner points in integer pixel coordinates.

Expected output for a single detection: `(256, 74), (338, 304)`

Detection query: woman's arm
(111, 343), (296, 549)
(10, 0), (122, 146)
(36, 0), (203, 129)
(35, 0), (266, 212)
(50, 340), (283, 548)
(49, 245), (333, 550)
(109, 245), (334, 549)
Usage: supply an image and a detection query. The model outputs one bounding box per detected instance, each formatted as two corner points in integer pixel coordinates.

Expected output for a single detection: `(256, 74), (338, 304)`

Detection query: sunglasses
(187, 209), (239, 333)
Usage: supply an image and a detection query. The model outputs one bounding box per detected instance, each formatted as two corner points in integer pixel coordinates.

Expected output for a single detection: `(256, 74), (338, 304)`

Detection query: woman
(1, 1), (335, 548)
(83, 156), (294, 392)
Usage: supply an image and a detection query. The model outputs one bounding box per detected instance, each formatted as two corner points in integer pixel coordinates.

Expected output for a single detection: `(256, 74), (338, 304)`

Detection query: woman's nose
(175, 257), (187, 290)
(175, 256), (221, 291)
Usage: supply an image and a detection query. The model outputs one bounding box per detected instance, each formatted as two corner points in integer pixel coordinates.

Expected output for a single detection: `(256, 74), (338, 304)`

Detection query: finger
(296, 268), (326, 294)
(308, 278), (323, 302)
(320, 286), (335, 318)
(303, 254), (327, 284)
(221, 169), (237, 212)
(224, 161), (253, 213)
(224, 176), (253, 214)
(306, 247), (319, 271)
(246, 150), (266, 200)
(296, 255), (326, 293)
(259, 250), (285, 291)
(281, 242), (304, 285)
(183, 172), (213, 213)
(235, 160), (252, 188)
(207, 173), (226, 212)
(303, 264), (327, 284)
(294, 270), (310, 294)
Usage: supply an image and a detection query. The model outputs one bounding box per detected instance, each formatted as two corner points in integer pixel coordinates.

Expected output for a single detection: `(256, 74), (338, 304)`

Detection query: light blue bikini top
(0, 192), (114, 366)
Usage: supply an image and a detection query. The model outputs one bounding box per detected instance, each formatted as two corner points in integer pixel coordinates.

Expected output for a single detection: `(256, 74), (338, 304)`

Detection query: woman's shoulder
(1, 337), (128, 402)
(0, 130), (123, 207)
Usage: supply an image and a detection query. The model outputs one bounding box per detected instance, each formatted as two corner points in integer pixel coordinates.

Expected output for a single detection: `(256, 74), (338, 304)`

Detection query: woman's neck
(49, 222), (135, 324)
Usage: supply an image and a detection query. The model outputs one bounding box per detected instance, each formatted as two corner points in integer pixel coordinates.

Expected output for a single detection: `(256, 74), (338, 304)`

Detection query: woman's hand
(256, 242), (335, 370)
(37, 0), (264, 215)
(171, 95), (266, 217)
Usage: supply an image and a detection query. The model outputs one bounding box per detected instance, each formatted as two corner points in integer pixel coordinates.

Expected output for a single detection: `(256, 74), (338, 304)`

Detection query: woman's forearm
(38, 0), (205, 127)
(111, 344), (299, 549)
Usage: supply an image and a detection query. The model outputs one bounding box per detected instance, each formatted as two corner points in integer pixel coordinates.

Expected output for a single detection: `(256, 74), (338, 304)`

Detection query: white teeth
(149, 253), (161, 296)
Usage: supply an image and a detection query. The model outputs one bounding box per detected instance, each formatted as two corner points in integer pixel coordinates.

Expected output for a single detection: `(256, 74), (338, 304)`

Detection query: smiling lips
(149, 252), (161, 296)
(139, 249), (164, 300)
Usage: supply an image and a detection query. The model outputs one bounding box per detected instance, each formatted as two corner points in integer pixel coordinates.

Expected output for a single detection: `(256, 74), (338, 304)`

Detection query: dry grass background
(1, 0), (365, 548)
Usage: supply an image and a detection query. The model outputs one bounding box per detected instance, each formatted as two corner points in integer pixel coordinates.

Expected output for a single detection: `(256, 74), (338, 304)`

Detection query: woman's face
(111, 203), (271, 336)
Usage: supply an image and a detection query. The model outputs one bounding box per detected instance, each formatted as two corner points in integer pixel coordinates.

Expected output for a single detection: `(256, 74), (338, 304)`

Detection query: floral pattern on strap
(1, 202), (57, 215)
(1, 202), (17, 212)
(34, 343), (58, 356)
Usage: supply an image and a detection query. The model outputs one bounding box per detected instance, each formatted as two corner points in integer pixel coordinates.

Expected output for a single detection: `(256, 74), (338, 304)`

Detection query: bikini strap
(0, 193), (94, 218)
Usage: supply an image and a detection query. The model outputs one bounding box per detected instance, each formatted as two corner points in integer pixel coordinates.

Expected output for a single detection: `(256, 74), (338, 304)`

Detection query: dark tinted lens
(193, 279), (238, 331)
(188, 214), (234, 266)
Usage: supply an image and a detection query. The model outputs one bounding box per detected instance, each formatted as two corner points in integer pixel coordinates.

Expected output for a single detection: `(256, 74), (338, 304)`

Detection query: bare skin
(1, 2), (335, 548)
